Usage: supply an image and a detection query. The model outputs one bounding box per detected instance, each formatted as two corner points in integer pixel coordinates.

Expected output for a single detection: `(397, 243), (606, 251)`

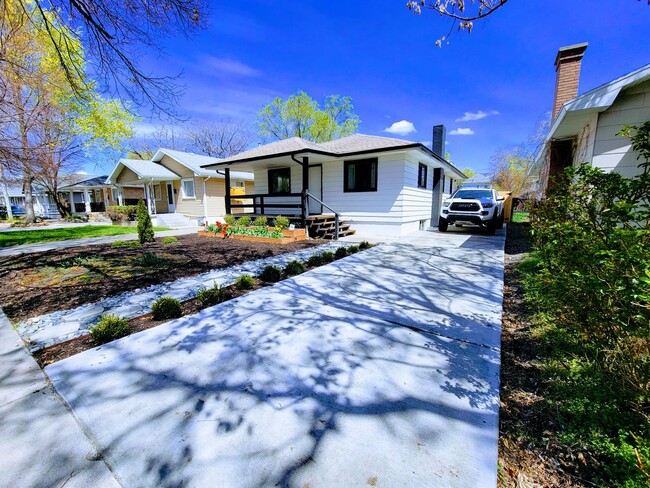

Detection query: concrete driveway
(47, 230), (505, 488)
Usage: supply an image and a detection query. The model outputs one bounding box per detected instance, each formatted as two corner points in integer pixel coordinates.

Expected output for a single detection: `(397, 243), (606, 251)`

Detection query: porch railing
(226, 190), (342, 239)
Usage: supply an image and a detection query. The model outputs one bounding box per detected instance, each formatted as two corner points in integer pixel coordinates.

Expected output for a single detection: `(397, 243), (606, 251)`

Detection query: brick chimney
(552, 43), (588, 120)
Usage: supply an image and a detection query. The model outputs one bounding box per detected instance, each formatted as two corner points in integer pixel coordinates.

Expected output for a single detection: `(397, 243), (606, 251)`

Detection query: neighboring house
(106, 148), (254, 226)
(202, 129), (466, 237)
(460, 174), (493, 188)
(538, 43), (650, 190)
(58, 175), (142, 214)
(1, 184), (60, 219)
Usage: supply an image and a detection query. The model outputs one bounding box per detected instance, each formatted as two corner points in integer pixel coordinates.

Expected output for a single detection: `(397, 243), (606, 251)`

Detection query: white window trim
(111, 188), (119, 201)
(181, 178), (196, 200)
(153, 183), (162, 201)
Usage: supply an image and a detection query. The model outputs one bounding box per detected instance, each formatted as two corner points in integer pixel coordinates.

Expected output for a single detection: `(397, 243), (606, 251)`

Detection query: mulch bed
(33, 280), (271, 368)
(0, 234), (324, 323)
(499, 222), (588, 487)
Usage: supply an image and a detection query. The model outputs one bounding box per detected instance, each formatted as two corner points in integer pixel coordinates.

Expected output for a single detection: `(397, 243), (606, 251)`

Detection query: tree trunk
(23, 174), (36, 223)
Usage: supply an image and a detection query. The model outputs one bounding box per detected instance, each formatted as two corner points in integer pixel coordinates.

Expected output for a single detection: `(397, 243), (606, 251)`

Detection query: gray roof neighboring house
(106, 159), (180, 184)
(203, 134), (466, 179)
(59, 176), (112, 190)
(536, 63), (650, 165)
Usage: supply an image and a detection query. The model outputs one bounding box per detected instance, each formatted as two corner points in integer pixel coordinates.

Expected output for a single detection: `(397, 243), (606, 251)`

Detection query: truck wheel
(486, 217), (496, 235)
(438, 217), (448, 232)
(496, 211), (504, 229)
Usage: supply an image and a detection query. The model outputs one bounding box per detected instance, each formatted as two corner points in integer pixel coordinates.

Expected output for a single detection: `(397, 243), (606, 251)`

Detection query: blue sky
(89, 1), (650, 175)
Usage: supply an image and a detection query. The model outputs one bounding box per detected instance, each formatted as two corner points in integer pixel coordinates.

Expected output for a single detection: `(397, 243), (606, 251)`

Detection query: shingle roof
(319, 134), (417, 153)
(59, 176), (111, 189)
(206, 133), (465, 179)
(152, 148), (222, 176)
(216, 138), (326, 164)
(108, 159), (180, 183)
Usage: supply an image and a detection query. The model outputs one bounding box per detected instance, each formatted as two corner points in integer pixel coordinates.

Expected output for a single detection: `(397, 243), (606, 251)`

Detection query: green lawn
(0, 225), (170, 248)
(511, 211), (530, 223)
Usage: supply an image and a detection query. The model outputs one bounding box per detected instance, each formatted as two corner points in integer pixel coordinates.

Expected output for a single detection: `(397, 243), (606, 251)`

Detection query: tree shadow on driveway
(46, 241), (503, 488)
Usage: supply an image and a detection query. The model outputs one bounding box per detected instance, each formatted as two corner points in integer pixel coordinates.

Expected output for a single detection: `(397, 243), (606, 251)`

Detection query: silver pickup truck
(438, 187), (504, 235)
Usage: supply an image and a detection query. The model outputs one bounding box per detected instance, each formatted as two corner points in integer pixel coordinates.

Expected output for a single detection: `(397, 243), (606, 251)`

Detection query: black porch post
(301, 156), (309, 226)
(224, 168), (231, 215)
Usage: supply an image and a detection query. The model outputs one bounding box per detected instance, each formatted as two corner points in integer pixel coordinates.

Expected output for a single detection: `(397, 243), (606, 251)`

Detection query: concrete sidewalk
(0, 227), (198, 257)
(46, 229), (505, 487)
(0, 310), (120, 488)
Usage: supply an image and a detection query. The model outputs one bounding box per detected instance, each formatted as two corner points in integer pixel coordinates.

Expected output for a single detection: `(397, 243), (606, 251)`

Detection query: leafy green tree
(257, 91), (360, 143)
(1, 0), (206, 113)
(0, 0), (135, 221)
(461, 168), (476, 178)
(136, 199), (154, 244)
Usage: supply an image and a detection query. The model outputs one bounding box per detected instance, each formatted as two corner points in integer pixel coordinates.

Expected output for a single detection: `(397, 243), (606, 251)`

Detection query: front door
(308, 165), (323, 214)
(166, 183), (175, 213)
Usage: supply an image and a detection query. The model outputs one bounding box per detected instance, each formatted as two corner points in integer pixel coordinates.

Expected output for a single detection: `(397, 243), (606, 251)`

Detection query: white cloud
(75, 170), (88, 175)
(384, 120), (416, 136)
(455, 110), (499, 122)
(202, 56), (260, 77)
(449, 128), (475, 136)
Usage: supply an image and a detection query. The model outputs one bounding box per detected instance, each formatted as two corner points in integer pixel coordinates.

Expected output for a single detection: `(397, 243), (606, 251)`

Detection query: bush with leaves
(162, 236), (177, 244)
(107, 205), (138, 222)
(236, 215), (251, 227)
(90, 314), (130, 344)
(235, 274), (255, 290)
(359, 241), (372, 250)
(136, 199), (154, 244)
(347, 245), (360, 254)
(224, 214), (237, 225)
(306, 254), (324, 267)
(528, 122), (650, 407)
(334, 246), (348, 259)
(259, 265), (282, 282)
(274, 215), (290, 230)
(196, 282), (231, 307)
(151, 296), (182, 320)
(283, 260), (305, 276)
(253, 216), (268, 227)
(320, 251), (335, 263)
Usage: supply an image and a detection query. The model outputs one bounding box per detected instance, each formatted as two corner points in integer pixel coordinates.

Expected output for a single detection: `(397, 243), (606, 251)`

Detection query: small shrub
(234, 274), (255, 290)
(253, 216), (268, 227)
(137, 252), (162, 267)
(106, 205), (138, 222)
(334, 246), (349, 259)
(90, 314), (130, 344)
(359, 240), (372, 250)
(196, 282), (231, 307)
(111, 240), (141, 249)
(320, 251), (335, 263)
(136, 199), (154, 244)
(347, 245), (360, 254)
(161, 236), (178, 244)
(224, 214), (237, 225)
(283, 260), (305, 276)
(274, 215), (290, 230)
(306, 254), (324, 267)
(236, 215), (252, 227)
(259, 265), (282, 282)
(151, 296), (182, 320)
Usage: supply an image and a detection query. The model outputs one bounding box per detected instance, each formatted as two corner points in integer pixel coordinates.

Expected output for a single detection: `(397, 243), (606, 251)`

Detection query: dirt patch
(499, 222), (589, 487)
(0, 234), (324, 323)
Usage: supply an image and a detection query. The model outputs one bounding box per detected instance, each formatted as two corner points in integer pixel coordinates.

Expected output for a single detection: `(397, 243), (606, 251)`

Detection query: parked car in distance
(439, 187), (504, 235)
(0, 204), (26, 219)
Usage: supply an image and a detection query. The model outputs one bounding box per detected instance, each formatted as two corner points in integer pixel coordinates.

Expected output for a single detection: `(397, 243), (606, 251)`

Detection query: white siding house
(202, 134), (466, 237)
(538, 57), (650, 187)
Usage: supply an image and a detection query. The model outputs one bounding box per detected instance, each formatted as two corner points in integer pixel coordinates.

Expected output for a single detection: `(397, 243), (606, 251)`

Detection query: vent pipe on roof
(552, 43), (588, 120)
(432, 125), (446, 158)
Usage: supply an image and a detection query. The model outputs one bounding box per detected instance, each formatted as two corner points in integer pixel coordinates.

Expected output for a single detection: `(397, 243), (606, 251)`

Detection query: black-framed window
(418, 163), (428, 189)
(344, 158), (378, 192)
(268, 168), (291, 194)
